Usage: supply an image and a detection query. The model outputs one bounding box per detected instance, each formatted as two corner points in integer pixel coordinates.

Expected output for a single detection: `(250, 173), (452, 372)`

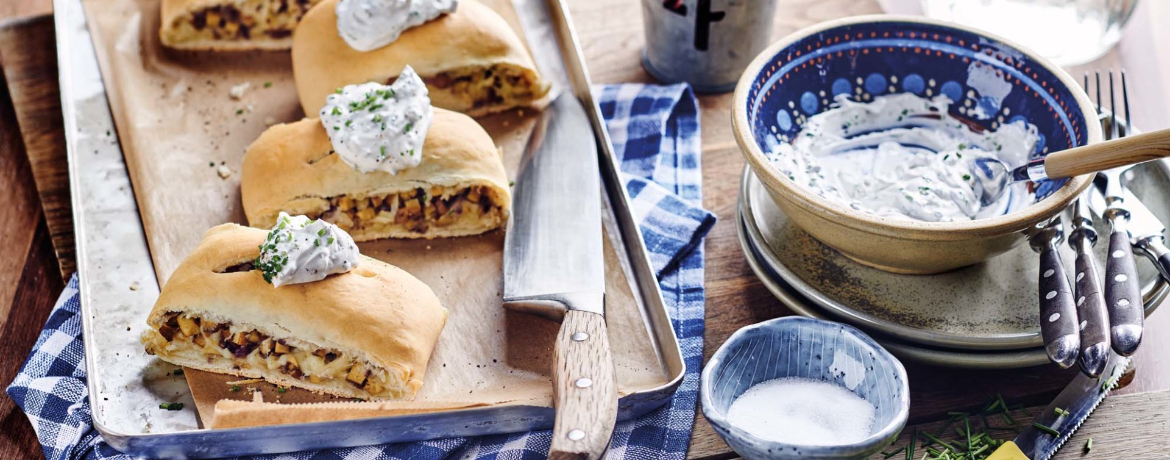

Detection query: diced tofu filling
(315, 184), (506, 237)
(144, 312), (399, 398)
(166, 0), (322, 43)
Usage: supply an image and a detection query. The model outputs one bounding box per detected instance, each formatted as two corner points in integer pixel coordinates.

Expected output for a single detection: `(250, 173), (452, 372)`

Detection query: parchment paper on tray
(83, 0), (670, 429)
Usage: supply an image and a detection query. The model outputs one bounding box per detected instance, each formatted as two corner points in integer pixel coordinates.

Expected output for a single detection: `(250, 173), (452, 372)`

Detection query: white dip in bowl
(766, 93), (1039, 222)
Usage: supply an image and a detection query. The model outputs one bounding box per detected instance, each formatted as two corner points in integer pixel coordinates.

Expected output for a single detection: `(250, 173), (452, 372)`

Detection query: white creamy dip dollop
(320, 66), (433, 175)
(335, 0), (458, 52)
(256, 212), (360, 287)
(767, 93), (1038, 222)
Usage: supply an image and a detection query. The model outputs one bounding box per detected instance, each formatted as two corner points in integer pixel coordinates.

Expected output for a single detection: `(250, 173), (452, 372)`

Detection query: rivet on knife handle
(1068, 208), (1110, 377)
(550, 310), (618, 460)
(1037, 243), (1080, 368)
(1104, 220), (1144, 355)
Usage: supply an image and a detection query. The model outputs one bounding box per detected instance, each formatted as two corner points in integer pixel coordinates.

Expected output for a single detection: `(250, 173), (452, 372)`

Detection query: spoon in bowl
(972, 127), (1170, 207)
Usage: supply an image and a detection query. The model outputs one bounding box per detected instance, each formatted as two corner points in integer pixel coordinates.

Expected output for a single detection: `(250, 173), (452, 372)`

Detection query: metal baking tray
(55, 0), (685, 456)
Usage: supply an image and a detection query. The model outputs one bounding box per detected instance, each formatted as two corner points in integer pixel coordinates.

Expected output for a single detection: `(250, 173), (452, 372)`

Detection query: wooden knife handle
(1072, 239), (1111, 377)
(1038, 245), (1080, 368)
(549, 310), (618, 460)
(1105, 227), (1144, 355)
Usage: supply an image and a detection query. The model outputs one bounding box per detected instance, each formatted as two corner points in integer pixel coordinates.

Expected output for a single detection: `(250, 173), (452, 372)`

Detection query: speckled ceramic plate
(739, 163), (1169, 351)
(737, 217), (1051, 369)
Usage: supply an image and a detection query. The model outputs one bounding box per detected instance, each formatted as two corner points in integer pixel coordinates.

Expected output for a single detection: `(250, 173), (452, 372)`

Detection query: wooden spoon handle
(549, 310), (618, 460)
(1044, 129), (1170, 178)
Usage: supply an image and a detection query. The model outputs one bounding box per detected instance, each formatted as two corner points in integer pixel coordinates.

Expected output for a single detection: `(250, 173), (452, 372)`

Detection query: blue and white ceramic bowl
(700, 317), (909, 459)
(732, 16), (1102, 274)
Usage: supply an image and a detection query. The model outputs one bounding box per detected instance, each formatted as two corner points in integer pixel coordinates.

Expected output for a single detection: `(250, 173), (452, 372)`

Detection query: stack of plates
(737, 162), (1170, 369)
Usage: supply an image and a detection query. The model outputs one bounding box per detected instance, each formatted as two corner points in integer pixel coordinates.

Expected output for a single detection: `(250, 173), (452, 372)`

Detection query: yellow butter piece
(986, 441), (1030, 460)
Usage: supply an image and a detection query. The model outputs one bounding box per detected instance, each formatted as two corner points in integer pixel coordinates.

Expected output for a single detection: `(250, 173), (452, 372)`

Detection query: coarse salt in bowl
(732, 15), (1101, 274)
(700, 317), (909, 459)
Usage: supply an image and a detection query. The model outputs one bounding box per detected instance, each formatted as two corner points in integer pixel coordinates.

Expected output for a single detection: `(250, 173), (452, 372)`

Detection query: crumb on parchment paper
(129, 282), (139, 291)
(217, 165), (232, 179)
(229, 82), (251, 100)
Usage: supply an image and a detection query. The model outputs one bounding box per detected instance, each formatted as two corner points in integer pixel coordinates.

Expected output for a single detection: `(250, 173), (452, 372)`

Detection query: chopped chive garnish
(317, 228), (327, 236)
(1032, 422), (1060, 436)
(1054, 407), (1069, 417)
(906, 428), (916, 460)
(1085, 438), (1093, 453)
(277, 387), (288, 393)
(264, 81), (273, 88)
(920, 431), (959, 450)
(230, 385), (241, 392)
(159, 402), (183, 411)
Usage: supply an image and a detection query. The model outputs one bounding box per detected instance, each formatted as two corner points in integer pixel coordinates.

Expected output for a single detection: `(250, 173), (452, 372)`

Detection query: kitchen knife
(1098, 168), (1144, 356)
(502, 93), (617, 460)
(1067, 195), (1111, 377)
(1026, 216), (1080, 368)
(1089, 185), (1170, 282)
(987, 354), (1131, 460)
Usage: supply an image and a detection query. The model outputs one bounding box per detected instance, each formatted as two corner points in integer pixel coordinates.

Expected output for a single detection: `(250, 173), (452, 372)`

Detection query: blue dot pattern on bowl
(746, 22), (1091, 205)
(703, 317), (908, 459)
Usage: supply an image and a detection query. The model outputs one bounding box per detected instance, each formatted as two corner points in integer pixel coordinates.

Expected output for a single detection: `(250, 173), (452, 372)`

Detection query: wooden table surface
(1, 0), (1170, 459)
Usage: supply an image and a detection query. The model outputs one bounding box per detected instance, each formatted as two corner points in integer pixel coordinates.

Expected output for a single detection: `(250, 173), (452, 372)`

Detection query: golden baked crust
(240, 108), (512, 239)
(159, 0), (324, 51)
(292, 0), (550, 117)
(140, 223), (448, 400)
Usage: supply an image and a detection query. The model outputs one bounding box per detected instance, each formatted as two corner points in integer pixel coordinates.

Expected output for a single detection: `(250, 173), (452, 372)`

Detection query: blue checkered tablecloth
(7, 83), (714, 459)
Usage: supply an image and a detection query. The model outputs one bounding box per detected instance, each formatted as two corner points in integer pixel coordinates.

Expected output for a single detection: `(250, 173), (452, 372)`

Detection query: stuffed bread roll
(159, 0), (325, 50)
(141, 223), (448, 400)
(292, 0), (550, 117)
(241, 108), (511, 240)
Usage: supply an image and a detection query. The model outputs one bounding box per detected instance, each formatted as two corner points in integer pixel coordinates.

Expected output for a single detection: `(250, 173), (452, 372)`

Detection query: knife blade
(502, 93), (616, 459)
(987, 355), (1131, 460)
(1088, 184), (1170, 282)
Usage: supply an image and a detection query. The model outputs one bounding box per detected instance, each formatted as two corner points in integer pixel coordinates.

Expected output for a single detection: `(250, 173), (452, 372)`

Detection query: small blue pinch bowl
(701, 317), (910, 459)
(731, 15), (1101, 274)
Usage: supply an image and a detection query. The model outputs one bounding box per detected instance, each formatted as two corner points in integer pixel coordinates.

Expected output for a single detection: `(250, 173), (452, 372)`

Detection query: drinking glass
(922, 0), (1138, 66)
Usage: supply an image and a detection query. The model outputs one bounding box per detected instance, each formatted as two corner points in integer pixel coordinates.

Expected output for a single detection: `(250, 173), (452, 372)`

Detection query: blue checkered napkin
(596, 83), (714, 278)
(7, 83), (714, 460)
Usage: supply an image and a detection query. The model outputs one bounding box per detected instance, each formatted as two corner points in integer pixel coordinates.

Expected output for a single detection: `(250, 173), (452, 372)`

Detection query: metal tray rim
(53, 0), (685, 454)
